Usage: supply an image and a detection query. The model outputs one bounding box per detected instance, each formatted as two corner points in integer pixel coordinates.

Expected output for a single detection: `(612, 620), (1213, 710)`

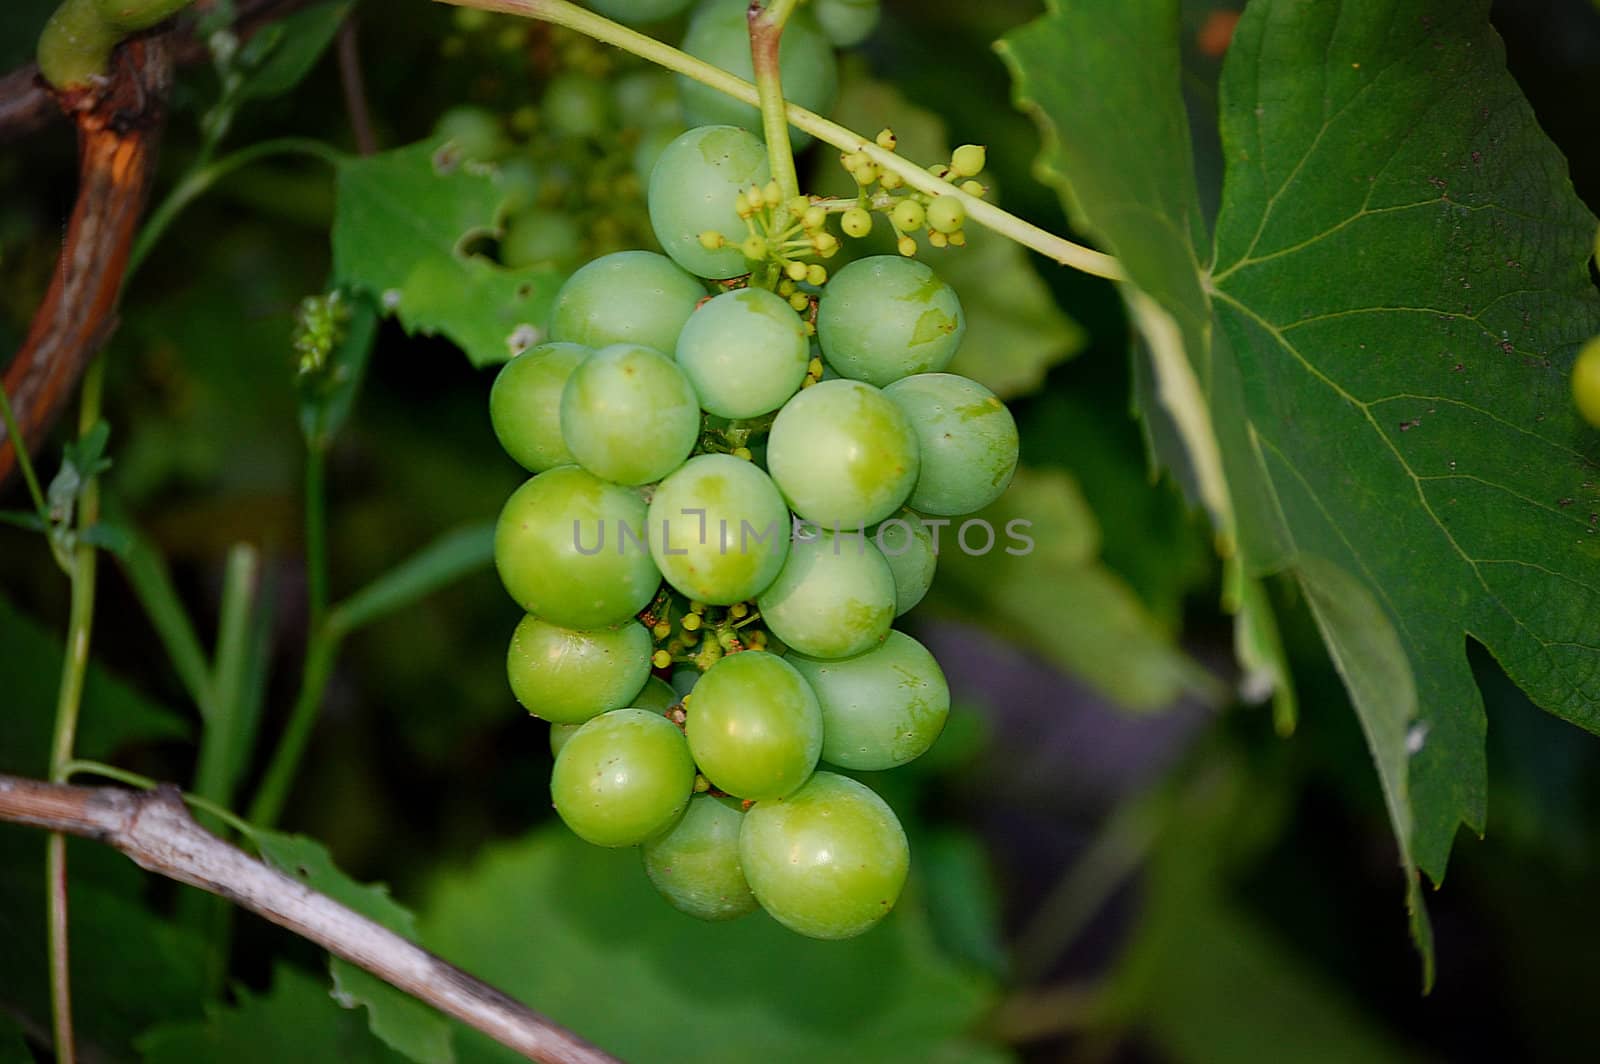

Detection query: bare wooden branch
(0, 774), (619, 1064)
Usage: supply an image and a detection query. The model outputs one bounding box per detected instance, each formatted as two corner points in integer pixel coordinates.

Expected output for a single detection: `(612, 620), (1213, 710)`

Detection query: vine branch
(0, 774), (619, 1064)
(434, 0), (1125, 281)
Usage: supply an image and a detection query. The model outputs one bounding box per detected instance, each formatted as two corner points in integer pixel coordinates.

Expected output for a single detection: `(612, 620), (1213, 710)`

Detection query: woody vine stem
(431, 0), (1126, 282)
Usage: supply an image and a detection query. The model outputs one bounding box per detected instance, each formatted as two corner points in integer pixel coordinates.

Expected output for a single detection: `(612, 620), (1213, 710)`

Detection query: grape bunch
(488, 116), (1016, 940)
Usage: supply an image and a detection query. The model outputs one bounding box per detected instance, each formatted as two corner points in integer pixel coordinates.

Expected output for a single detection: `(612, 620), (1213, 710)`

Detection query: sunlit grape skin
(560, 343), (701, 486)
(766, 379), (920, 529)
(548, 251), (706, 355)
(489, 342), (588, 473)
(647, 454), (791, 604)
(870, 509), (937, 616)
(756, 530), (895, 660)
(648, 125), (771, 280)
(676, 0), (838, 150)
(816, 256), (966, 387)
(685, 652), (822, 800)
(883, 373), (1019, 515)
(675, 288), (809, 417)
(551, 709), (695, 847)
(506, 614), (652, 725)
(739, 772), (909, 940)
(550, 676), (678, 756)
(789, 631), (949, 769)
(642, 794), (758, 921)
(494, 466), (661, 629)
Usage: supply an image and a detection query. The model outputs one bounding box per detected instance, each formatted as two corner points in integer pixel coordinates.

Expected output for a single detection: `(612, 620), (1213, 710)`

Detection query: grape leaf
(813, 69), (1086, 398)
(420, 825), (1003, 1064)
(233, 1), (352, 104)
(999, 0), (1600, 971)
(332, 143), (562, 367)
(138, 963), (407, 1063)
(930, 467), (1219, 710)
(249, 831), (454, 1064)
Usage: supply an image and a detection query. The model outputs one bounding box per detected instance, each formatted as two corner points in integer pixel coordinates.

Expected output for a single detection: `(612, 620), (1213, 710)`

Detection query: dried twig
(0, 773), (619, 1064)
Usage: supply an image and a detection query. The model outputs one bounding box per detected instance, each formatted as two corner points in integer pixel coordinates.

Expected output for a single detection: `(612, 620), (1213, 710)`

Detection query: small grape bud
(928, 163), (952, 179)
(961, 179), (987, 197)
(951, 143), (987, 177)
(802, 205), (826, 230)
(841, 207), (873, 238)
(805, 263), (827, 286)
(787, 195), (811, 215)
(741, 235), (767, 259)
(789, 291), (810, 312)
(786, 261), (809, 281)
(852, 163), (880, 186)
(878, 170), (904, 190)
(812, 232), (838, 253)
(694, 775), (711, 793)
(652, 621), (671, 639)
(762, 180), (782, 207)
(948, 229), (967, 247)
(652, 649), (671, 669)
(682, 613), (703, 632)
(807, 357), (824, 377)
(689, 600), (706, 613)
(890, 199), (926, 232)
(778, 279), (797, 296)
(732, 446), (754, 461)
(875, 128), (897, 150)
(698, 230), (725, 250)
(928, 230), (949, 248)
(927, 194), (965, 233)
(730, 602), (749, 619)
(897, 234), (917, 257)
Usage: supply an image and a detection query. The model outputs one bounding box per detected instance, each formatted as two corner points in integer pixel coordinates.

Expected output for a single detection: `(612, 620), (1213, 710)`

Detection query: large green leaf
(332, 143), (562, 367)
(249, 831), (454, 1064)
(420, 825), (1003, 1064)
(998, 0), (1600, 949)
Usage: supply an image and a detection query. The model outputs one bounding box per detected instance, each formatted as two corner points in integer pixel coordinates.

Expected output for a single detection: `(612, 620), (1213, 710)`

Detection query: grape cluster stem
(433, 0), (1127, 282)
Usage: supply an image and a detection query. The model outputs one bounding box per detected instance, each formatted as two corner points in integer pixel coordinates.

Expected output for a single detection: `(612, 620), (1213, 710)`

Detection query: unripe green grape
(551, 676), (678, 755)
(675, 288), (809, 417)
(541, 72), (613, 138)
(739, 772), (908, 939)
(889, 199), (925, 232)
(755, 529), (895, 659)
(643, 794), (758, 920)
(633, 124), (689, 185)
(1574, 336), (1600, 429)
(583, 0), (694, 24)
(506, 614), (652, 723)
(950, 144), (986, 178)
(560, 344), (700, 485)
(647, 454), (791, 604)
(648, 125), (772, 279)
(501, 209), (583, 271)
(433, 105), (511, 162)
(870, 509), (937, 615)
(926, 195), (965, 234)
(551, 709), (695, 847)
(489, 342), (588, 473)
(678, 0), (838, 150)
(814, 0), (880, 47)
(494, 466), (662, 628)
(549, 251), (706, 354)
(613, 70), (683, 129)
(685, 651), (822, 799)
(841, 207), (873, 238)
(816, 256), (965, 387)
(766, 379), (920, 528)
(789, 631), (948, 769)
(497, 155), (542, 215)
(883, 373), (1018, 515)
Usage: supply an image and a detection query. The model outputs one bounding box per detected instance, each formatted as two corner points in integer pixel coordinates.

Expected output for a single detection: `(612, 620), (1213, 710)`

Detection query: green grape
(542, 72), (613, 138)
(433, 105), (511, 161)
(613, 70), (682, 128)
(675, 289), (809, 417)
(551, 709), (695, 847)
(925, 195), (965, 234)
(583, 0), (694, 24)
(497, 155), (542, 214)
(738, 772), (908, 940)
(816, 256), (966, 387)
(550, 675), (677, 755)
(1574, 335), (1600, 429)
(633, 124), (689, 186)
(788, 631), (948, 769)
(814, 0), (880, 46)
(494, 466), (662, 628)
(642, 794), (758, 920)
(883, 373), (1018, 515)
(755, 529), (895, 659)
(489, 342), (588, 473)
(648, 125), (771, 279)
(548, 251), (706, 354)
(501, 209), (583, 271)
(684, 651), (822, 799)
(678, 0), (838, 149)
(870, 509), (937, 615)
(670, 666), (700, 697)
(560, 344), (700, 485)
(766, 379), (920, 528)
(506, 614), (652, 724)
(647, 454), (791, 604)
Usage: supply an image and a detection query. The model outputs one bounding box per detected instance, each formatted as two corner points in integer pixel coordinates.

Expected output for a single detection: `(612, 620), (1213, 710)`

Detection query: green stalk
(750, 0), (802, 203)
(304, 446), (329, 634)
(0, 381), (49, 526)
(45, 358), (106, 1064)
(434, 0), (1124, 280)
(246, 630), (338, 829)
